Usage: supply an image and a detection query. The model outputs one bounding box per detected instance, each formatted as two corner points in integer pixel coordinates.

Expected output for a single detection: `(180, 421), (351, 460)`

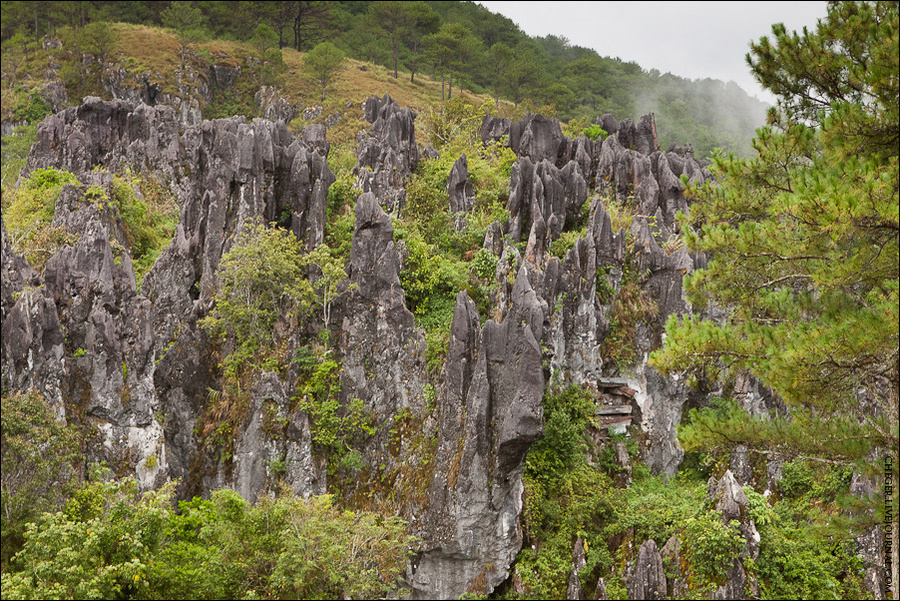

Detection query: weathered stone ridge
(355, 94), (420, 212)
(2, 96), (786, 600)
(413, 267), (545, 598)
(10, 98), (334, 499)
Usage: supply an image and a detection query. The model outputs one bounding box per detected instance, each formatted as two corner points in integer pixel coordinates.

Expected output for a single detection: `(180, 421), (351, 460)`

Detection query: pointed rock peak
(713, 469), (751, 522)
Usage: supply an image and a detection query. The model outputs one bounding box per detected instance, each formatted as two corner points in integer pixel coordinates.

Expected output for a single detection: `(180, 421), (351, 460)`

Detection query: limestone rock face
(338, 191), (428, 495)
(355, 94), (419, 212)
(1, 220), (67, 423)
(566, 537), (588, 600)
(413, 269), (545, 599)
(13, 99), (334, 497)
(708, 470), (762, 600)
(25, 98), (182, 180)
(254, 85), (300, 124)
(480, 114), (511, 144)
(447, 153), (475, 213)
(626, 539), (666, 600)
(509, 113), (567, 166)
(507, 157), (588, 242)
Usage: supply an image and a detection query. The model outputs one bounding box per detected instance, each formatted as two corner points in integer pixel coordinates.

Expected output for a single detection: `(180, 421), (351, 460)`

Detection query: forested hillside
(0, 0), (767, 157)
(1, 2), (896, 600)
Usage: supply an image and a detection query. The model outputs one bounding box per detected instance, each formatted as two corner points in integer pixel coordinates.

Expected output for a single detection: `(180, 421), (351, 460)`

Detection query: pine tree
(650, 1), (898, 592)
(160, 2), (207, 71)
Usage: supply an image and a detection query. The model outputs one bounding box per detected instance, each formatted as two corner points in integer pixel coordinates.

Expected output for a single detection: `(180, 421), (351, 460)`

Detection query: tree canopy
(303, 41), (345, 102)
(651, 0), (898, 540)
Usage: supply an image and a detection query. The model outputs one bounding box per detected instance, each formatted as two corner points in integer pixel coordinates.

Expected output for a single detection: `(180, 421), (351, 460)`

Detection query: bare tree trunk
(392, 40), (399, 79)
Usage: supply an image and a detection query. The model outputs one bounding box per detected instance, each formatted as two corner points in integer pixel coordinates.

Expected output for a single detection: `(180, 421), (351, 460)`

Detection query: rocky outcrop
(507, 157), (588, 242)
(480, 114), (511, 144)
(337, 191), (429, 501)
(1, 219), (67, 423)
(254, 85), (300, 124)
(14, 99), (335, 499)
(626, 539), (667, 600)
(592, 117), (709, 231)
(355, 94), (419, 212)
(44, 185), (165, 487)
(413, 267), (546, 598)
(708, 470), (761, 600)
(509, 113), (568, 166)
(566, 538), (588, 600)
(341, 191), (427, 418)
(447, 153), (475, 213)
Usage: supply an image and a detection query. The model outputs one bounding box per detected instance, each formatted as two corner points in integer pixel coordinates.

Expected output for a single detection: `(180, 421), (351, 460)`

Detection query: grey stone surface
(447, 153), (475, 213)
(413, 268), (545, 598)
(355, 94), (419, 212)
(626, 539), (666, 600)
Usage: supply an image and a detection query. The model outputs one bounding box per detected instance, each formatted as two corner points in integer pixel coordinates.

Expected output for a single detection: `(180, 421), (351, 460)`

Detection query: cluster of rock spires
(1, 94), (883, 599)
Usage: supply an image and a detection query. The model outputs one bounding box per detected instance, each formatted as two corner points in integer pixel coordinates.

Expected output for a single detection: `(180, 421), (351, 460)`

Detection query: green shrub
(0, 123), (38, 194)
(201, 221), (314, 378)
(2, 474), (173, 600)
(1, 391), (81, 568)
(742, 485), (869, 599)
(2, 478), (415, 600)
(516, 384), (620, 598)
(294, 353), (375, 476)
(583, 124), (608, 141)
(12, 88), (52, 123)
(2, 167), (80, 267)
(680, 512), (745, 584)
(778, 460), (814, 499)
(607, 472), (708, 548)
(471, 248), (498, 281)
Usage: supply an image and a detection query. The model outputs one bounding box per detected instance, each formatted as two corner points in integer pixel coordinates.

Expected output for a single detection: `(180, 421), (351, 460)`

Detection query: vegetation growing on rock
(0, 1), (896, 599)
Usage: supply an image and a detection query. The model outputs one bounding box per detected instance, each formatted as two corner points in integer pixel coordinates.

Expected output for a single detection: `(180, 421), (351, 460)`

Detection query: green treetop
(161, 2), (207, 71)
(303, 41), (345, 102)
(650, 0), (898, 561)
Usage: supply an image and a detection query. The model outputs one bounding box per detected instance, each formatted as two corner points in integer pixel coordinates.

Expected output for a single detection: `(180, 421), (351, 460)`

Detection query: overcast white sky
(477, 1), (828, 104)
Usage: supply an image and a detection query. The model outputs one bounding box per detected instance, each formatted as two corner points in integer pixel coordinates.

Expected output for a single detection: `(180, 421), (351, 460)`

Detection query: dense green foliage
(293, 350), (375, 475)
(201, 221), (315, 378)
(392, 99), (516, 374)
(512, 384), (874, 600)
(0, 0), (767, 157)
(303, 41), (344, 101)
(1, 474), (414, 600)
(1, 391), (81, 568)
(651, 0), (898, 482)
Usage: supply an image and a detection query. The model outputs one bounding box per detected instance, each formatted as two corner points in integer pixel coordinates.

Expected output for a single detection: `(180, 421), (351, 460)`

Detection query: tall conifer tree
(651, 2), (898, 592)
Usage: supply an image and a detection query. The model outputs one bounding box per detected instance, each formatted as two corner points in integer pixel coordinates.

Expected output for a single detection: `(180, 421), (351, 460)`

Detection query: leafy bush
(742, 485), (869, 600)
(201, 221), (314, 378)
(778, 460), (814, 499)
(607, 472), (708, 548)
(3, 168), (79, 240)
(0, 123), (37, 193)
(680, 512), (745, 584)
(108, 174), (178, 285)
(11, 88), (52, 123)
(2, 478), (415, 600)
(583, 124), (608, 141)
(1, 391), (81, 568)
(2, 474), (173, 600)
(294, 355), (375, 475)
(526, 384), (595, 485)
(471, 248), (498, 281)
